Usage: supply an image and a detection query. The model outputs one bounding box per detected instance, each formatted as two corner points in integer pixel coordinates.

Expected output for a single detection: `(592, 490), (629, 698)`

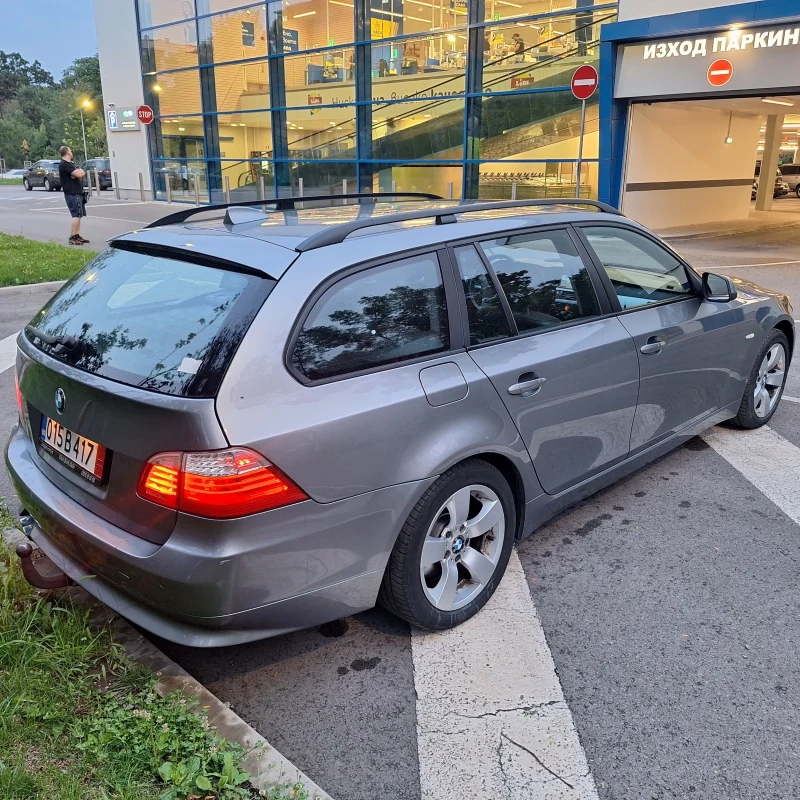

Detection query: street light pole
(79, 101), (91, 162)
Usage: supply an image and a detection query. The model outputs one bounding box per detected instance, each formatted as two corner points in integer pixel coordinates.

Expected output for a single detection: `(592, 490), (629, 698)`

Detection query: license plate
(40, 416), (107, 483)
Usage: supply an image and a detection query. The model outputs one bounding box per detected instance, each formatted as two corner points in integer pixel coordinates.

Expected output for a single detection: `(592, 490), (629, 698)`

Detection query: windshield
(26, 246), (273, 397)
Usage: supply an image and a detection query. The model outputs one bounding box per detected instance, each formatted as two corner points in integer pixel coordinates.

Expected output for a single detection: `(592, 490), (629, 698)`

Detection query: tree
(0, 51), (54, 105)
(61, 55), (103, 100)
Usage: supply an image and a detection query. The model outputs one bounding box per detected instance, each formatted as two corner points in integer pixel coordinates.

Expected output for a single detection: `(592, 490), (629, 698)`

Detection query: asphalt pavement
(4, 213), (800, 799)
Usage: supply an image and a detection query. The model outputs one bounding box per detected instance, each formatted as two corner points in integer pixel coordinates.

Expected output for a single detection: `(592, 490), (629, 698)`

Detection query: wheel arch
(775, 319), (794, 363)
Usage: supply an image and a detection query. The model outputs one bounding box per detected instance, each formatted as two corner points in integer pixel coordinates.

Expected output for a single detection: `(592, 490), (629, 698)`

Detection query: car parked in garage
(753, 165), (791, 200)
(780, 164), (800, 198)
(22, 160), (61, 192)
(6, 195), (794, 647)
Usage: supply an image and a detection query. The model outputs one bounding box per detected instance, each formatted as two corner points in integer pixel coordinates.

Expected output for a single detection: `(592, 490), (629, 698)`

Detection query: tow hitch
(16, 541), (73, 590)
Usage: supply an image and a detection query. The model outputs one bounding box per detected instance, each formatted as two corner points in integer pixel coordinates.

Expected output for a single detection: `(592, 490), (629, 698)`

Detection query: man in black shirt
(58, 146), (89, 245)
(512, 33), (526, 62)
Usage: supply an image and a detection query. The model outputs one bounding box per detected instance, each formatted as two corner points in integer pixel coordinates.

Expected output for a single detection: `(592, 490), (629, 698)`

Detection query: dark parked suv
(6, 194), (794, 646)
(81, 158), (112, 190)
(22, 160), (61, 192)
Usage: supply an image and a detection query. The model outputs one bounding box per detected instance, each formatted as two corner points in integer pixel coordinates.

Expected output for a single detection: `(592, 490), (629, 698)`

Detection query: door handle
(508, 374), (546, 397)
(640, 339), (666, 355)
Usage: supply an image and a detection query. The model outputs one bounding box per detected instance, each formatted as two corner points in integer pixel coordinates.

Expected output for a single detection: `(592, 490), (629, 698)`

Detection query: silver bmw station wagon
(6, 195), (793, 646)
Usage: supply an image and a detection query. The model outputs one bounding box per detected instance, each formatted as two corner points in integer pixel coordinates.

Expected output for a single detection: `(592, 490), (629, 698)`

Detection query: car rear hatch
(16, 238), (283, 544)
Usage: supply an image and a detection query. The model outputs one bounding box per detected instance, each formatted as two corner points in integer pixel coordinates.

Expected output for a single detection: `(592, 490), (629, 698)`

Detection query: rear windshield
(26, 246), (273, 397)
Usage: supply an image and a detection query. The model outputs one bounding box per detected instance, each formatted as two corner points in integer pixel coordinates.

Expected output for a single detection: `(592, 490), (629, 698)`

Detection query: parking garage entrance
(599, 7), (800, 232)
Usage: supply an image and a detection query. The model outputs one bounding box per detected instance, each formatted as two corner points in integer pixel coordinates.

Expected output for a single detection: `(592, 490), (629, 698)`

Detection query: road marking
(412, 551), (599, 800)
(720, 259), (800, 269)
(780, 395), (800, 404)
(702, 425), (800, 525)
(0, 331), (18, 374)
(34, 209), (143, 224)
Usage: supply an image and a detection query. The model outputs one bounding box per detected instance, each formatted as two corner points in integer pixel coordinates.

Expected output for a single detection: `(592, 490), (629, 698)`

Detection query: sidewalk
(657, 203), (800, 240)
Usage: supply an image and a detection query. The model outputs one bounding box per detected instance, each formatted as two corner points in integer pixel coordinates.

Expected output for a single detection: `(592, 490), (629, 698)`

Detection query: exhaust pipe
(16, 541), (72, 590)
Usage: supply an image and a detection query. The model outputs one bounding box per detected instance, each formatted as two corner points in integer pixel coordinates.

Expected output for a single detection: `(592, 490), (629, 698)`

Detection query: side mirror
(703, 272), (737, 303)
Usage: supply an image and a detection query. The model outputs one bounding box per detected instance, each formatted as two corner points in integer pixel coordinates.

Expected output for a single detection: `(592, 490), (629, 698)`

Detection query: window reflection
(142, 21), (199, 72)
(205, 5), (268, 64)
(146, 71), (202, 116)
(138, 0), (195, 30)
(454, 246), (511, 345)
(292, 254), (449, 380)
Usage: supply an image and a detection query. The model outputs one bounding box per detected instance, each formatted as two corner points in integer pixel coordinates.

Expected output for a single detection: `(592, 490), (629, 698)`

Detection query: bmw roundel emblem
(54, 388), (66, 415)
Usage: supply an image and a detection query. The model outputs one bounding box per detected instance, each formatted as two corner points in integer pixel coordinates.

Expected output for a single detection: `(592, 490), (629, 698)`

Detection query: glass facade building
(136, 0), (617, 203)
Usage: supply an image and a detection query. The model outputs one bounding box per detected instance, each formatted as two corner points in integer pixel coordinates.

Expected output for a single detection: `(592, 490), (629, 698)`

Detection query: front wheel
(379, 459), (516, 630)
(23, 178), (32, 191)
(731, 330), (789, 429)
(43, 178), (52, 192)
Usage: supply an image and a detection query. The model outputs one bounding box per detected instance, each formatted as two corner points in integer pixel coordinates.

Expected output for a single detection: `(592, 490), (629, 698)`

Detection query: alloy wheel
(419, 484), (506, 612)
(754, 343), (786, 418)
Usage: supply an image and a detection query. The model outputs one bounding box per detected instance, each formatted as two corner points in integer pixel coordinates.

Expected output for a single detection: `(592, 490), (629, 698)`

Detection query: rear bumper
(5, 425), (432, 646)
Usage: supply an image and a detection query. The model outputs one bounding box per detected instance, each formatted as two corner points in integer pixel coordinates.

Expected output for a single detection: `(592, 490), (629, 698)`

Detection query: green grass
(0, 178), (23, 186)
(0, 233), (95, 287)
(0, 501), (311, 800)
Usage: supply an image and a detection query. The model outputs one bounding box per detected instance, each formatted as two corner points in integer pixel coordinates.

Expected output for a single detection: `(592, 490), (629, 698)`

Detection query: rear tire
(23, 178), (32, 191)
(796, 186), (800, 199)
(730, 329), (789, 429)
(379, 459), (516, 630)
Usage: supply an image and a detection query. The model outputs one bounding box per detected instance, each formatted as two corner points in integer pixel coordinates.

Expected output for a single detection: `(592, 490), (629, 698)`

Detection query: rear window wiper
(25, 325), (79, 355)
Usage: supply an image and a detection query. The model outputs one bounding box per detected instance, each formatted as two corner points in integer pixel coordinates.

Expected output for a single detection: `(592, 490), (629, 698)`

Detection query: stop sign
(707, 59), (734, 87)
(571, 65), (598, 101)
(137, 105), (154, 125)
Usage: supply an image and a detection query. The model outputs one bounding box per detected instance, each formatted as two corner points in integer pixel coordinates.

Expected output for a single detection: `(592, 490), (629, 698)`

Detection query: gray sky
(0, 0), (98, 81)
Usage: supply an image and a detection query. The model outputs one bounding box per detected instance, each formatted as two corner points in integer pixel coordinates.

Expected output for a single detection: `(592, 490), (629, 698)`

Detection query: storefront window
(373, 97), (464, 160)
(155, 117), (206, 159)
(212, 62), (270, 113)
(483, 0), (600, 23)
(370, 33), (466, 101)
(138, 0), (195, 30)
(146, 70), (203, 117)
(368, 161), (463, 198)
(367, 0), (467, 40)
(217, 111), (273, 160)
(152, 159), (209, 202)
(267, 0), (356, 55)
(218, 159), (276, 200)
(477, 160), (597, 199)
(141, 21), (199, 72)
(281, 48), (357, 91)
(203, 5), (268, 64)
(286, 106), (357, 158)
(282, 160), (358, 196)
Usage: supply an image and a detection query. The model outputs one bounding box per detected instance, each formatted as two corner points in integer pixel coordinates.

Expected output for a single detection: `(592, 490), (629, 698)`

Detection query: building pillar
(755, 114), (783, 211)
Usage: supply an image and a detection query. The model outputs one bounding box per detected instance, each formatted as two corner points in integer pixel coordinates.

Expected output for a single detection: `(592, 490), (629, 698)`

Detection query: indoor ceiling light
(231, 123), (238, 126)
(497, 0), (522, 6)
(293, 10), (316, 17)
(329, 0), (354, 6)
(762, 98), (795, 107)
(178, 127), (185, 131)
(406, 15), (431, 22)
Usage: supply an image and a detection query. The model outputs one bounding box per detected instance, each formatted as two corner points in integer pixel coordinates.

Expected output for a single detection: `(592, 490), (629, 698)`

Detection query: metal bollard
(447, 182), (453, 200)
(138, 172), (145, 203)
(114, 171), (120, 200)
(259, 174), (266, 211)
(193, 175), (200, 206)
(86, 170), (93, 198)
(224, 175), (231, 204)
(342, 179), (348, 203)
(166, 175), (172, 203)
(94, 169), (101, 194)
(511, 181), (518, 201)
(391, 179), (397, 193)
(298, 177), (304, 197)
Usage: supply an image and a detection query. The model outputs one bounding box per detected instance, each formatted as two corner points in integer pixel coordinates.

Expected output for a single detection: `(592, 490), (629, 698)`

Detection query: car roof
(111, 199), (636, 280)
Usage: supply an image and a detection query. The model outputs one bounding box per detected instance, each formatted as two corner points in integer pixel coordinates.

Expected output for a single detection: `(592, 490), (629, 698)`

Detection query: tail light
(138, 447), (307, 519)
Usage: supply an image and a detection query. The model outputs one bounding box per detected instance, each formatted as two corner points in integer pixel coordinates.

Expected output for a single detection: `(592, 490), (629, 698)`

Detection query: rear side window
(26, 246), (272, 397)
(478, 228), (601, 333)
(292, 253), (449, 381)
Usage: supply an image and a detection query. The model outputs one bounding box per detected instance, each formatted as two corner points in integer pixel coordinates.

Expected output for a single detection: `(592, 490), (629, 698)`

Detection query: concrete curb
(659, 219), (800, 241)
(0, 280), (66, 298)
(2, 526), (333, 800)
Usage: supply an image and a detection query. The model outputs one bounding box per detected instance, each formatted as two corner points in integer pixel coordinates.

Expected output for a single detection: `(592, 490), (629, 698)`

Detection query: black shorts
(65, 193), (86, 218)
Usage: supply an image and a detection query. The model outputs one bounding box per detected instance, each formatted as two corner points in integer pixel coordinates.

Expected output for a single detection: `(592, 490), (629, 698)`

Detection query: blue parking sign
(107, 109), (119, 130)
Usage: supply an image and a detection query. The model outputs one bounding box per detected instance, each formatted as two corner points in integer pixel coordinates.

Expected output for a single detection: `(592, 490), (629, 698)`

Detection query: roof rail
(295, 198), (621, 252)
(144, 192), (444, 229)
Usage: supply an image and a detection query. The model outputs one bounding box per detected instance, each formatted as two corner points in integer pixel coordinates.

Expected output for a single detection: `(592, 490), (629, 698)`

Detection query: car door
(575, 223), (750, 455)
(31, 161), (45, 186)
(456, 227), (640, 496)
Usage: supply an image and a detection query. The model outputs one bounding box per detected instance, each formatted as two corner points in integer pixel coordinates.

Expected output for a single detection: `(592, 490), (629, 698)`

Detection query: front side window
(454, 246), (511, 345)
(478, 228), (600, 333)
(292, 254), (449, 381)
(582, 226), (693, 310)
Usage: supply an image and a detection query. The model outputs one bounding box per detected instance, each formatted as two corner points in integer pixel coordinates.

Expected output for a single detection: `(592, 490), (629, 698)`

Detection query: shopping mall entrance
(599, 5), (800, 232)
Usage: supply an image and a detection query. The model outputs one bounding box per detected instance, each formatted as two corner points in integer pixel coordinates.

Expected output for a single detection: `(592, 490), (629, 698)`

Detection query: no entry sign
(571, 65), (599, 101)
(137, 105), (155, 125)
(707, 59), (734, 87)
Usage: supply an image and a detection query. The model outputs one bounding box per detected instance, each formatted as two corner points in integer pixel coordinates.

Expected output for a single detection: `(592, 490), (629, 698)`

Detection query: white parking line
(34, 209), (144, 224)
(782, 395), (800, 404)
(702, 425), (800, 525)
(412, 551), (599, 800)
(720, 260), (800, 269)
(0, 331), (18, 374)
